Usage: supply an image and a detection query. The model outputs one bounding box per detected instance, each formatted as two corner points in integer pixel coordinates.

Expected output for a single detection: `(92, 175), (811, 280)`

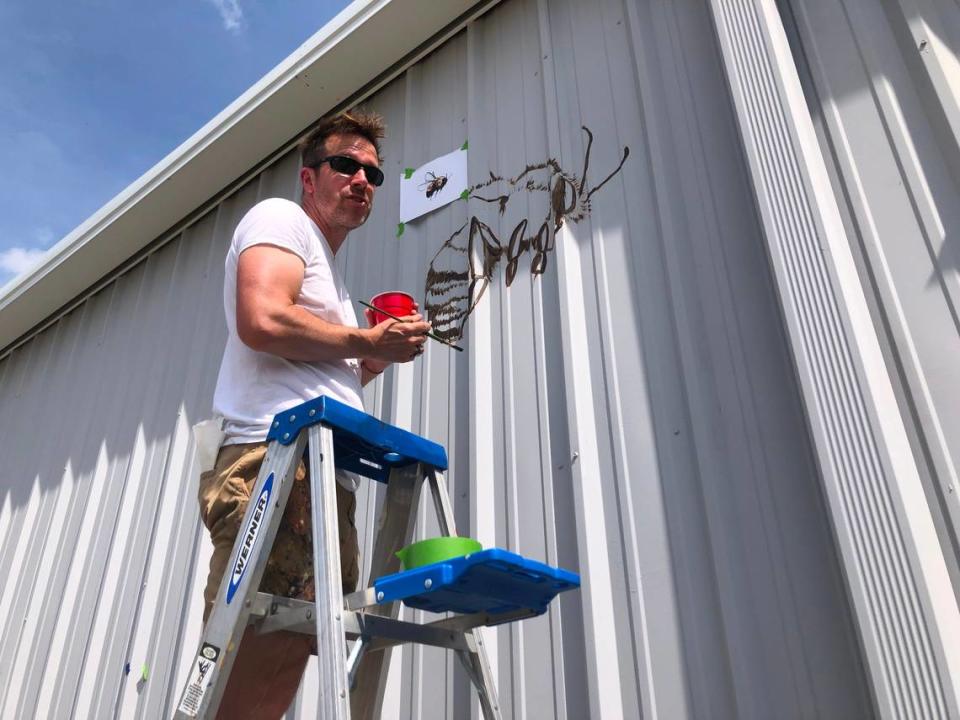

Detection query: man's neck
(301, 201), (346, 254)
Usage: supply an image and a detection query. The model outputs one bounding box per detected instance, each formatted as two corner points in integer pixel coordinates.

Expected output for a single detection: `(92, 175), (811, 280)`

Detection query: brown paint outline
(424, 126), (630, 342)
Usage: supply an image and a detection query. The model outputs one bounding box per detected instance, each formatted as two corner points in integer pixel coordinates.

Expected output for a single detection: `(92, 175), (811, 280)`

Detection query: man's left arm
(360, 360), (389, 386)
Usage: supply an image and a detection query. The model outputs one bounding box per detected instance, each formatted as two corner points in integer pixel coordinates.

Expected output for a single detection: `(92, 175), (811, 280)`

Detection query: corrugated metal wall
(0, 0), (879, 717)
(781, 0), (960, 600)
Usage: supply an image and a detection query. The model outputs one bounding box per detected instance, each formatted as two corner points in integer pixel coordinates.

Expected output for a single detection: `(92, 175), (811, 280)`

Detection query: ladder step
(373, 548), (580, 616)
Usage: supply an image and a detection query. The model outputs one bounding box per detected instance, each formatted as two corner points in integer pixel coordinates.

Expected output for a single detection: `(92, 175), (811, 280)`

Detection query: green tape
(141, 664), (149, 681)
(396, 222), (405, 237)
(459, 189), (470, 201)
(403, 168), (415, 179)
(460, 139), (469, 151)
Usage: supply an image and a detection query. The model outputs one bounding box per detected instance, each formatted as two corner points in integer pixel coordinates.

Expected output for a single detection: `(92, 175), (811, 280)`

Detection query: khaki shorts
(198, 442), (360, 621)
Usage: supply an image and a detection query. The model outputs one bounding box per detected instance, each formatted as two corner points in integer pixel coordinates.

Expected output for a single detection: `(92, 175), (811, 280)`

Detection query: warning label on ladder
(177, 642), (221, 717)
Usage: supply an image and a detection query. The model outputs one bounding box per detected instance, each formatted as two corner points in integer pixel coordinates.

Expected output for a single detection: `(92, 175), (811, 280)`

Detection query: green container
(395, 536), (482, 570)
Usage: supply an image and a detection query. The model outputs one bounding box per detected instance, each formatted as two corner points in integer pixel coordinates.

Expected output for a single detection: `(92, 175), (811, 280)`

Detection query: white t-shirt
(212, 198), (364, 446)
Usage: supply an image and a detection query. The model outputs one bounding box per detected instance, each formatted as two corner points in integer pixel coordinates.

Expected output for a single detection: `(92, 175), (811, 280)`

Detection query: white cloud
(0, 247), (46, 276)
(33, 226), (55, 247)
(205, 0), (244, 33)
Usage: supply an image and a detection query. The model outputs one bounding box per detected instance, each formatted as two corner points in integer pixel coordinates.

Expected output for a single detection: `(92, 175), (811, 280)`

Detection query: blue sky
(0, 0), (350, 288)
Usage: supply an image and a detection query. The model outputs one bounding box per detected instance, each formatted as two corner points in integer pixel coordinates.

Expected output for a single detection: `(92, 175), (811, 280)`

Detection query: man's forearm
(241, 303), (372, 362)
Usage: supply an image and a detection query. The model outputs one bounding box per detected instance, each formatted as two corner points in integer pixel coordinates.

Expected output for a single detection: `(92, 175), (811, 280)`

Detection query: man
(198, 110), (430, 718)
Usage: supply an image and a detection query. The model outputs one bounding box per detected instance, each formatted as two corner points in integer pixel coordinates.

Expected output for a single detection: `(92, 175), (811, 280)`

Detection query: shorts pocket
(200, 443), (267, 539)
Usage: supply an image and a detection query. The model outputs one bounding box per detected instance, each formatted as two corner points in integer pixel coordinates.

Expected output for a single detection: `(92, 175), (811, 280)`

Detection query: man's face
(301, 132), (379, 236)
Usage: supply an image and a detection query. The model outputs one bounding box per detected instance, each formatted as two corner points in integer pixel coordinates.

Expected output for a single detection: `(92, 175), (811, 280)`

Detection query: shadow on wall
(0, 202), (233, 513)
(781, 0), (960, 286)
(933, 229), (960, 285)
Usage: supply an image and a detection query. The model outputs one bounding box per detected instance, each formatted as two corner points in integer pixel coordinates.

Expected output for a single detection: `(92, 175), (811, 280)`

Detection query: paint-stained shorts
(198, 442), (360, 621)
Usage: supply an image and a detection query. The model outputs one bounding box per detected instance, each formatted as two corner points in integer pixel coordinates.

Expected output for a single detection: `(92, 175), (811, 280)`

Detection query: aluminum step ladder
(173, 396), (578, 719)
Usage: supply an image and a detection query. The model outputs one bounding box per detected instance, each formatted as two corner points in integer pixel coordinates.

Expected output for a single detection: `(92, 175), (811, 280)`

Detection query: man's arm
(360, 362), (388, 386)
(236, 244), (429, 364)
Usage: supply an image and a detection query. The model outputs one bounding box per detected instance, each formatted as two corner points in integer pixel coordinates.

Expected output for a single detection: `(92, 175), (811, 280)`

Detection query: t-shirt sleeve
(234, 199), (313, 266)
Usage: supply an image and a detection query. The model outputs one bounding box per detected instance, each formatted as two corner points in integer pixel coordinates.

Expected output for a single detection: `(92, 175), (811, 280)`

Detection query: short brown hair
(300, 110), (386, 166)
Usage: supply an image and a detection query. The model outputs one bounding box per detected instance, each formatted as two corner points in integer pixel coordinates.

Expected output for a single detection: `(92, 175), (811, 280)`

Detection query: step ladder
(174, 396), (579, 719)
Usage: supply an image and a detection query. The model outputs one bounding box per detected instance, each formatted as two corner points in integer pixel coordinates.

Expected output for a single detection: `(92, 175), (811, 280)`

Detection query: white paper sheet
(399, 145), (468, 224)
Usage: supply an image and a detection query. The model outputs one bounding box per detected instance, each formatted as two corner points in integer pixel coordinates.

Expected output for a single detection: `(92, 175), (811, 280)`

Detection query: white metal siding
(782, 0), (960, 600)
(712, 1), (960, 716)
(0, 0), (882, 717)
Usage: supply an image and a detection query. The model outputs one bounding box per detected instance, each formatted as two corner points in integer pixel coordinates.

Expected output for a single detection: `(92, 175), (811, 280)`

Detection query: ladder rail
(427, 467), (457, 535)
(308, 424), (351, 718)
(349, 462), (424, 720)
(427, 467), (503, 720)
(173, 434), (307, 719)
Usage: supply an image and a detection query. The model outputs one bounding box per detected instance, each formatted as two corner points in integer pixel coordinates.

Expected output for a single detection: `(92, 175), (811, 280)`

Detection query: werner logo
(226, 473), (274, 603)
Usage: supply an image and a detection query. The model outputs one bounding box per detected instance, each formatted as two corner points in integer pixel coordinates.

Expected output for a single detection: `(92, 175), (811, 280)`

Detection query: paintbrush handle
(358, 300), (464, 352)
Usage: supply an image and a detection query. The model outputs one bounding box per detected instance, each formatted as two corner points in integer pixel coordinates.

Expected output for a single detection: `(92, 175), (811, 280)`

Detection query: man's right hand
(365, 314), (431, 363)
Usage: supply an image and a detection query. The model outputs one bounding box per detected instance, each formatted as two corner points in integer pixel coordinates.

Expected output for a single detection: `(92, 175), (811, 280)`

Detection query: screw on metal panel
(336, 613), (341, 621)
(245, 599), (251, 608)
(306, 610), (313, 619)
(919, 39), (928, 51)
(289, 414), (296, 422)
(571, 452), (579, 463)
(424, 578), (433, 589)
(340, 690), (346, 698)
(377, 591), (384, 601)
(273, 421), (279, 428)
(283, 433), (290, 440)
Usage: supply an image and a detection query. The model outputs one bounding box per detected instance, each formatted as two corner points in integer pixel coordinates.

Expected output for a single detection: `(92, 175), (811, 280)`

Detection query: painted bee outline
(418, 171), (449, 199)
(424, 126), (630, 341)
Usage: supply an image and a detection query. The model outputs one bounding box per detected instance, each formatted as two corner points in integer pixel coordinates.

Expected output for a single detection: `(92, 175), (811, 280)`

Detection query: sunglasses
(313, 155), (385, 187)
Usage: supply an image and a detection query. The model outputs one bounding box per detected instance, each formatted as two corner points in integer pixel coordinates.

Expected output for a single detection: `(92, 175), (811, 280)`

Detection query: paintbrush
(358, 299), (464, 352)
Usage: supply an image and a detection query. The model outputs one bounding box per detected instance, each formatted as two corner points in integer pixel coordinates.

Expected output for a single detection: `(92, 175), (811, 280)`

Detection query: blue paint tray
(373, 548), (580, 616)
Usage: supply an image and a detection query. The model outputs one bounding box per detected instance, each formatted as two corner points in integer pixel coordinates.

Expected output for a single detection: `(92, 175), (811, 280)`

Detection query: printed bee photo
(419, 171), (449, 199)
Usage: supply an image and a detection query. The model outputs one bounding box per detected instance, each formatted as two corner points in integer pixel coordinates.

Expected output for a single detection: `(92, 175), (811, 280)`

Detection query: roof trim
(0, 0), (494, 356)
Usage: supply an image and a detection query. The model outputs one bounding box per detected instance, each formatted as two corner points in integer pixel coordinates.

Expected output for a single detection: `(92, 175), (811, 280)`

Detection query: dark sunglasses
(313, 155), (385, 187)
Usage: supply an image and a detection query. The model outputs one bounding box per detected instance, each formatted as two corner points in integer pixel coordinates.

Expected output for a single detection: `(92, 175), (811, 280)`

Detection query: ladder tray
(373, 548), (579, 616)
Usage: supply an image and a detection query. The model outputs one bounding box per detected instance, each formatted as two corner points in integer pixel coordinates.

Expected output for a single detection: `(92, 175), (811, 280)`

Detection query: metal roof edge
(0, 0), (486, 355)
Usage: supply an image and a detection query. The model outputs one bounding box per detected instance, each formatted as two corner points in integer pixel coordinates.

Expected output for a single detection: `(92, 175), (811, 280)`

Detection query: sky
(0, 0), (352, 288)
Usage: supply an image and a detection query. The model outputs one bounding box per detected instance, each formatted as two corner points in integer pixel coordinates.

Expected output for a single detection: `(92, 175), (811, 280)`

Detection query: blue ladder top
(266, 396), (447, 483)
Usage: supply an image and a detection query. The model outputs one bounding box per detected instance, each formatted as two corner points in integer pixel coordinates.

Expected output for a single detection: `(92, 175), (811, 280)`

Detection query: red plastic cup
(369, 291), (416, 325)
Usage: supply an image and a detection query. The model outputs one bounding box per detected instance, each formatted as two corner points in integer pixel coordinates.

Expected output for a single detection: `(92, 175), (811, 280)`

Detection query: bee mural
(418, 171), (449, 199)
(424, 126), (630, 342)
